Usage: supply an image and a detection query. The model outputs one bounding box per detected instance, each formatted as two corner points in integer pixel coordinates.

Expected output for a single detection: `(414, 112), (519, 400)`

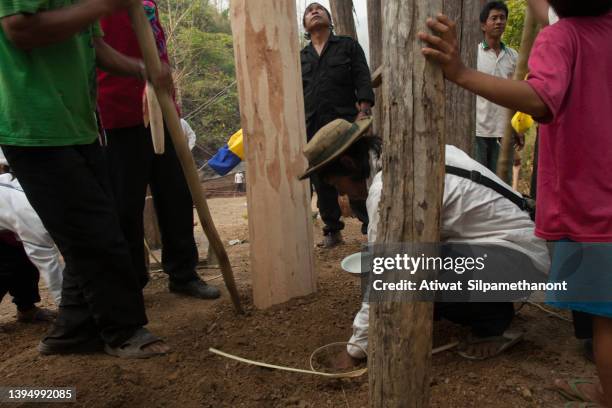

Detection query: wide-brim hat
(298, 117), (372, 180)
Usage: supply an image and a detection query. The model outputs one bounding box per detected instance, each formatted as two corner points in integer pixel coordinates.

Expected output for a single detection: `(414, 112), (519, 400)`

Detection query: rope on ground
(209, 340), (459, 379)
(526, 301), (572, 322)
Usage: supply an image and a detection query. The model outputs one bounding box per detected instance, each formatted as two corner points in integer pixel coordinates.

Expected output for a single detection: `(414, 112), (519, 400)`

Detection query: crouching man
(298, 118), (550, 367)
(1, 154), (61, 324)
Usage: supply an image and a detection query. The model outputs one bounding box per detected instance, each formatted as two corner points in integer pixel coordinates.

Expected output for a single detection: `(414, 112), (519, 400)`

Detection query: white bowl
(341, 252), (370, 275)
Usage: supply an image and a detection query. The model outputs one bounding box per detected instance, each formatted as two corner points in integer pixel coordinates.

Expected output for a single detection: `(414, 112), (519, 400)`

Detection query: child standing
(419, 1), (612, 406)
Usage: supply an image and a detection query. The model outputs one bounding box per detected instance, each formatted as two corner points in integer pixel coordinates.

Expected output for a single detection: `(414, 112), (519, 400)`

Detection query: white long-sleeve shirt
(181, 118), (197, 151)
(0, 173), (63, 304)
(347, 145), (550, 358)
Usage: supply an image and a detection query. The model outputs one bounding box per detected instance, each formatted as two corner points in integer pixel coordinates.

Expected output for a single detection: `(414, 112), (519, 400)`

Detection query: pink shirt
(527, 13), (612, 242)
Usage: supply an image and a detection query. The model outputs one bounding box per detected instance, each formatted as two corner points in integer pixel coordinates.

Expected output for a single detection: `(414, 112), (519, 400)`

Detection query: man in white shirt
(0, 150), (61, 323)
(475, 2), (518, 173)
(234, 171), (245, 193)
(299, 118), (550, 367)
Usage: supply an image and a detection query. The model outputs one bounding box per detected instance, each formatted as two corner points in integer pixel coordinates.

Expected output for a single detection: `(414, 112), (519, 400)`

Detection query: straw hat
(298, 117), (372, 180)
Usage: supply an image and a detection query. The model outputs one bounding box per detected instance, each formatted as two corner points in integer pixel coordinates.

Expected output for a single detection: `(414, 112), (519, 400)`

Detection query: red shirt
(0, 230), (20, 247)
(527, 13), (612, 242)
(97, 1), (174, 129)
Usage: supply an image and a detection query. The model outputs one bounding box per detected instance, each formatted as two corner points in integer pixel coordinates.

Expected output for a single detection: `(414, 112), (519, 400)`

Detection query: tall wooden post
(443, 0), (481, 155)
(369, 0), (445, 406)
(329, 0), (358, 39)
(367, 0), (383, 135)
(496, 7), (539, 183)
(230, 0), (316, 309)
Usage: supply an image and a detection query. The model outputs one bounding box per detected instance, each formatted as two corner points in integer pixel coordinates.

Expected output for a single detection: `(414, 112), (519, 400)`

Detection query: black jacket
(300, 34), (375, 139)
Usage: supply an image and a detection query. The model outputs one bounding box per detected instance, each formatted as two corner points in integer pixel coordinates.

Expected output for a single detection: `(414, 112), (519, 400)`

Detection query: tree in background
(158, 0), (239, 165)
(503, 0), (527, 50)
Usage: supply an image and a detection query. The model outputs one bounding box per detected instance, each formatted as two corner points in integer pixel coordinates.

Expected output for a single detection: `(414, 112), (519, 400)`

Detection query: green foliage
(157, 0), (239, 163)
(503, 0), (527, 50)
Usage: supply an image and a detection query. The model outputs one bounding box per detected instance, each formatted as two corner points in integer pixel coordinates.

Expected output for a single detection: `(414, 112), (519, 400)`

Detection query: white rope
(209, 340), (458, 379)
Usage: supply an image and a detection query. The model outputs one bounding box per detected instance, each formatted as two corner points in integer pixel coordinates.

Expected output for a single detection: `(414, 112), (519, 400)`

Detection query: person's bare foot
(459, 340), (501, 359)
(142, 341), (171, 354)
(17, 307), (57, 323)
(330, 350), (363, 371)
(457, 331), (523, 360)
(554, 379), (605, 404)
(104, 328), (170, 358)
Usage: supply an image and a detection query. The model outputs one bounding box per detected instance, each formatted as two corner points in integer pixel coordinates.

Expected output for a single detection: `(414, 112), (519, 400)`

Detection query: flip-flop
(563, 402), (601, 408)
(104, 328), (168, 359)
(457, 330), (523, 360)
(556, 379), (599, 403)
(38, 337), (104, 355)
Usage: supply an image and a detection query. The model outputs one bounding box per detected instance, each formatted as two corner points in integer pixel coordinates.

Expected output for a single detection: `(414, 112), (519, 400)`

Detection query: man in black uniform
(301, 2), (375, 248)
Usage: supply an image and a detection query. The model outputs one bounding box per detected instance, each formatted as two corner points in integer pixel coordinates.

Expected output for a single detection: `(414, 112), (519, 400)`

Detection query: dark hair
(479, 1), (509, 23)
(548, 0), (612, 17)
(318, 137), (382, 182)
(303, 2), (334, 40)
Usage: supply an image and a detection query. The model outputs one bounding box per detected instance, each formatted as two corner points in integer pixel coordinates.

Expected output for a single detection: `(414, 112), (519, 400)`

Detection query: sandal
(38, 336), (104, 355)
(104, 328), (168, 359)
(563, 402), (602, 408)
(457, 330), (523, 360)
(555, 379), (601, 403)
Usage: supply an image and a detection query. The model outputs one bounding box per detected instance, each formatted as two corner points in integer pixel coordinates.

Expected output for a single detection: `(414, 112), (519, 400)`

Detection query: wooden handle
(128, 4), (243, 313)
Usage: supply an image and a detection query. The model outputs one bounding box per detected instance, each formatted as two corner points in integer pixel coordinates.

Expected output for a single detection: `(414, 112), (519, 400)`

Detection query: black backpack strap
(445, 165), (529, 212)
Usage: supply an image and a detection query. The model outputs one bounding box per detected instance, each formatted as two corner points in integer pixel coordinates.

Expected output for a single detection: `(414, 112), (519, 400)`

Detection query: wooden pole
(229, 0), (316, 309)
(496, 7), (539, 183)
(443, 0), (481, 155)
(369, 1), (445, 406)
(367, 0), (383, 135)
(127, 5), (243, 314)
(329, 0), (358, 39)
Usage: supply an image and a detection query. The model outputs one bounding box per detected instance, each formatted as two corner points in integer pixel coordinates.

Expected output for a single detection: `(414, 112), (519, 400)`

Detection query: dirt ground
(0, 196), (598, 407)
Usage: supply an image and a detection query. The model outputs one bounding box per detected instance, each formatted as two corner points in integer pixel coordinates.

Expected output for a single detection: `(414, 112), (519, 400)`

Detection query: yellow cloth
(227, 129), (244, 160)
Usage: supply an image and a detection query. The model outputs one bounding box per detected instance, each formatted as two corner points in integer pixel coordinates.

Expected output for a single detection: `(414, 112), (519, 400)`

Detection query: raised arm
(0, 0), (133, 50)
(418, 14), (551, 119)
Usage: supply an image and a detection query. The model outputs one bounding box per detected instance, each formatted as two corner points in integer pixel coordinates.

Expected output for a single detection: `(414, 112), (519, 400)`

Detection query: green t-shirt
(0, 0), (102, 146)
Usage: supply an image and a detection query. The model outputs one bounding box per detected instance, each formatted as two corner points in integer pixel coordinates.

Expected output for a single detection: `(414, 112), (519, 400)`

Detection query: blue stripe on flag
(207, 145), (242, 176)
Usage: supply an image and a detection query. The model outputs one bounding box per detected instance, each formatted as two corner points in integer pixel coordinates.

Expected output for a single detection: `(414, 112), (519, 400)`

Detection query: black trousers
(104, 125), (198, 286)
(311, 173), (369, 235)
(0, 240), (40, 311)
(573, 311), (593, 340)
(435, 302), (515, 338)
(2, 143), (146, 347)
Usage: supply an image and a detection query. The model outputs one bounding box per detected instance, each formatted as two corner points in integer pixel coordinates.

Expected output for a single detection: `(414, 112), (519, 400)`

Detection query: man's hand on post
(418, 14), (467, 84)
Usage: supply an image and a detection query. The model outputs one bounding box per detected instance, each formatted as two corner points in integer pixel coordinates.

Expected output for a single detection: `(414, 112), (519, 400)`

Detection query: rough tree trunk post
(369, 1), (445, 407)
(329, 0), (358, 39)
(367, 0), (383, 135)
(496, 7), (539, 183)
(229, 0), (316, 309)
(443, 0), (481, 155)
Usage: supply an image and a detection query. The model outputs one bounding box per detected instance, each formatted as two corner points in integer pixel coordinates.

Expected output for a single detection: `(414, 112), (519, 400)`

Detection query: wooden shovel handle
(128, 4), (243, 313)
